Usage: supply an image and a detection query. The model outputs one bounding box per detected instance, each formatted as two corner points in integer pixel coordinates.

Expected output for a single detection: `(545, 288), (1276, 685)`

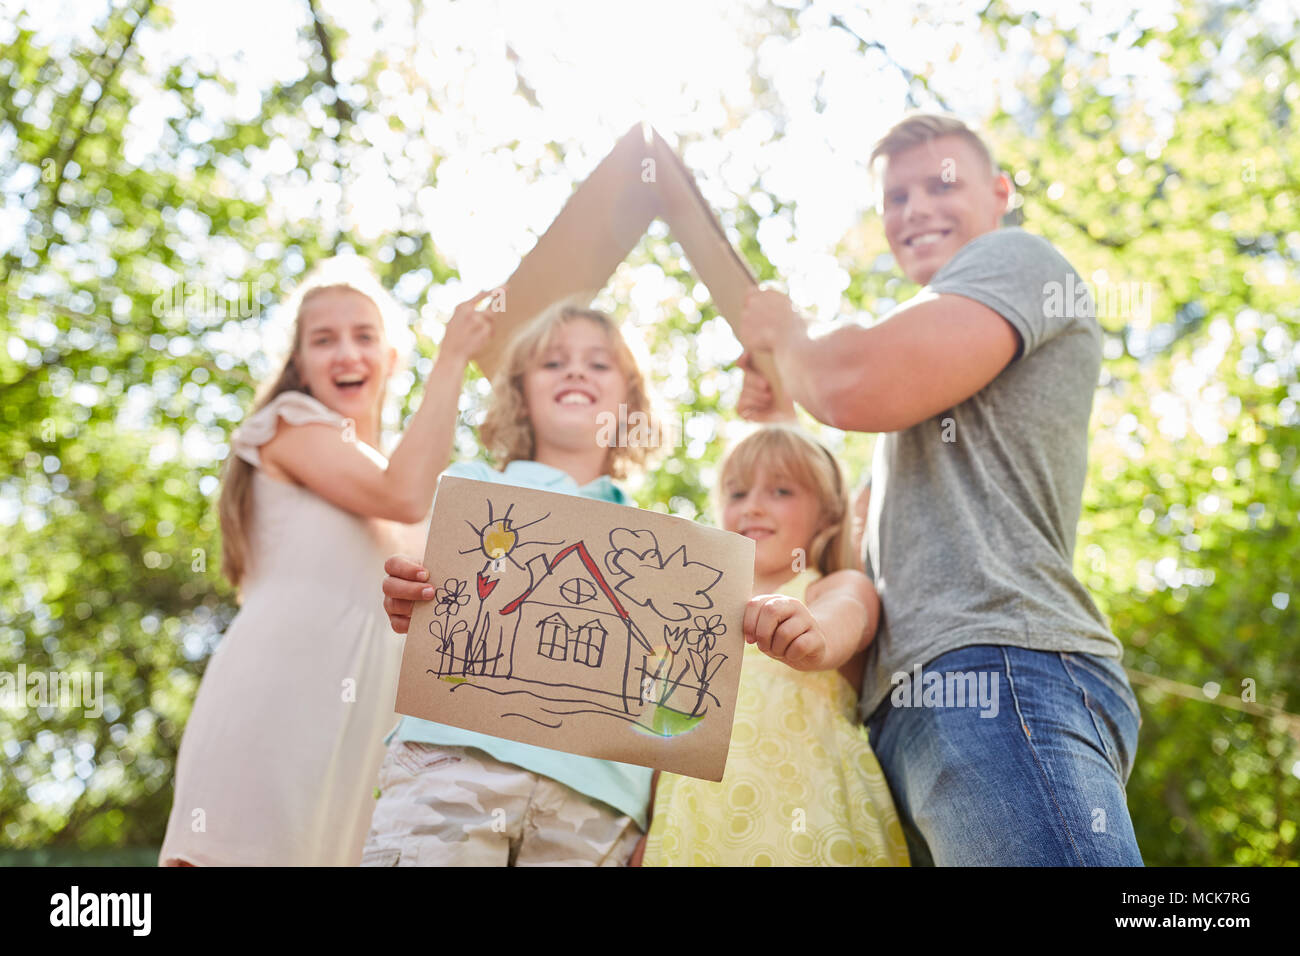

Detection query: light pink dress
(159, 391), (419, 866)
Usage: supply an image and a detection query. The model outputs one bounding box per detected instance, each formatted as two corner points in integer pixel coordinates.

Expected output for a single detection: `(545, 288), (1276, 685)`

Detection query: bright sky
(13, 0), (1286, 318)
(7, 0), (1292, 463)
(9, 0), (1201, 328)
(0, 4), (1094, 269)
(9, 0), (1282, 488)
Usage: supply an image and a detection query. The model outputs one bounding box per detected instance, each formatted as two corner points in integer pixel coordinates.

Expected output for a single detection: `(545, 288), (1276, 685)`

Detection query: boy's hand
(743, 593), (830, 670)
(381, 554), (434, 634)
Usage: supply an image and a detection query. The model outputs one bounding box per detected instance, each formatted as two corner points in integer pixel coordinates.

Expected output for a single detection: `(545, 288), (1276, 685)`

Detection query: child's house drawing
(423, 511), (731, 728)
(498, 542), (654, 714)
(396, 477), (757, 779)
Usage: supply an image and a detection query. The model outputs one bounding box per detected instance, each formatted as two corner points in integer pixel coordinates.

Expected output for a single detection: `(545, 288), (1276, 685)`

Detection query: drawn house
(498, 541), (654, 714)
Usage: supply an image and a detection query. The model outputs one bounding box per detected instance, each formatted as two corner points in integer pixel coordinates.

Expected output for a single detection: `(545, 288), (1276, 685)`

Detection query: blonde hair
(717, 425), (854, 576)
(480, 304), (658, 479)
(218, 257), (407, 590)
(869, 113), (999, 178)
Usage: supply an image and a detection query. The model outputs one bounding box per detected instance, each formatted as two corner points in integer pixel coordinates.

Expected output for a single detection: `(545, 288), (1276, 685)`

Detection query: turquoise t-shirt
(390, 459), (653, 830)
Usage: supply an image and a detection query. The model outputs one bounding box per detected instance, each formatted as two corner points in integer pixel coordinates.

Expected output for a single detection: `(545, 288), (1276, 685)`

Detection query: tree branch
(306, 0), (352, 254)
(307, 0), (353, 126)
(826, 13), (955, 113)
(48, 0), (156, 214)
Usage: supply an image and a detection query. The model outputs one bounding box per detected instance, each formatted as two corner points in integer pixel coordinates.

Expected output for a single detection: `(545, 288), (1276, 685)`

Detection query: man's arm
(741, 288), (1021, 433)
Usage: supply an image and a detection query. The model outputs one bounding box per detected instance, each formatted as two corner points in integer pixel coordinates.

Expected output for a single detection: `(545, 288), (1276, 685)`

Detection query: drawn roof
(499, 541), (653, 652)
(474, 122), (788, 407)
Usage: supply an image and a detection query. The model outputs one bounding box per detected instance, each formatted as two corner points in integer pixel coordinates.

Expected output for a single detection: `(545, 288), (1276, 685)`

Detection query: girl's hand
(742, 593), (830, 670)
(381, 554), (434, 634)
(735, 352), (796, 423)
(438, 290), (498, 364)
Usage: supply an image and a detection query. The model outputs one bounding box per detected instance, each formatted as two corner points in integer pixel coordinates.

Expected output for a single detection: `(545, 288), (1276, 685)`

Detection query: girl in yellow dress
(637, 425), (909, 866)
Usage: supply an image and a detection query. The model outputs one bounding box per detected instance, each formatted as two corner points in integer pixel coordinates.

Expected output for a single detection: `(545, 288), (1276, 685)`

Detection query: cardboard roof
(477, 122), (788, 408)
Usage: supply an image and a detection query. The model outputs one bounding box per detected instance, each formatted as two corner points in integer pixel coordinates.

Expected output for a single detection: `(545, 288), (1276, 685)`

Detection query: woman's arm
(744, 569), (880, 674)
(261, 292), (495, 523)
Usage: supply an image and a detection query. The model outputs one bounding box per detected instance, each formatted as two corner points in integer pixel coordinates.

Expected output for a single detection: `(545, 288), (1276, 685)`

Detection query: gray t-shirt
(859, 227), (1122, 720)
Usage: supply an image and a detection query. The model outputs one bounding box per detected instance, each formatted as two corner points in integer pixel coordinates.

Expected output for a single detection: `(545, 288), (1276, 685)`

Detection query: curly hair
(479, 305), (659, 479)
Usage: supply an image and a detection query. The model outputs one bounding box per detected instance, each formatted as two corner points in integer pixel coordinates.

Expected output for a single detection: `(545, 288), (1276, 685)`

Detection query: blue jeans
(865, 645), (1143, 866)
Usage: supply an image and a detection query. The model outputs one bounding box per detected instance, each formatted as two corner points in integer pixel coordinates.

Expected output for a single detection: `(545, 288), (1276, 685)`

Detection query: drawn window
(537, 614), (568, 661)
(570, 619), (607, 668)
(559, 577), (598, 605)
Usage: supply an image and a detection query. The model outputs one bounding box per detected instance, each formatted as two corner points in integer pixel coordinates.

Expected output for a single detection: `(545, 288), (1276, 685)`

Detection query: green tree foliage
(978, 0), (1300, 865)
(1, 0), (1295, 863)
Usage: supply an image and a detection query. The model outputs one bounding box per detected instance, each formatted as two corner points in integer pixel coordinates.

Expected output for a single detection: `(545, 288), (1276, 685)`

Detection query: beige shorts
(360, 741), (643, 866)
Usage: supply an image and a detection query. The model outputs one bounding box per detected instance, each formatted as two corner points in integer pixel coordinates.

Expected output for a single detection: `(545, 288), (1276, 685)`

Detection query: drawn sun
(459, 499), (562, 572)
(482, 519), (516, 559)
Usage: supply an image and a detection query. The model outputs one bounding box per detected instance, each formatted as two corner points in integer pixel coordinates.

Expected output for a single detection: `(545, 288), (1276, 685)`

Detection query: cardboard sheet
(393, 475), (756, 780)
(475, 122), (789, 409)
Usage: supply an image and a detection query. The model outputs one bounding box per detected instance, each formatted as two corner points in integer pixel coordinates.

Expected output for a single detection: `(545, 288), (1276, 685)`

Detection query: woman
(159, 258), (494, 865)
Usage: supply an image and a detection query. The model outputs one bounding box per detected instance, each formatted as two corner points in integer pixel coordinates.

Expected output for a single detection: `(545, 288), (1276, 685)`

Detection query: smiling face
(722, 464), (824, 583)
(522, 317), (629, 457)
(294, 287), (395, 432)
(880, 134), (1011, 285)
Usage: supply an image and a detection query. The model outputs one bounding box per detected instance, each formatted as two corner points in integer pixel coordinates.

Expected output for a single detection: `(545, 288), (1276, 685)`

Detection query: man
(737, 114), (1143, 866)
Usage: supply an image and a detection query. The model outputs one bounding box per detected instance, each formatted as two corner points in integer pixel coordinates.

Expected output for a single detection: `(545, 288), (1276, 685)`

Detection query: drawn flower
(434, 578), (470, 618)
(688, 647), (728, 686)
(447, 619), (469, 649)
(429, 617), (467, 646)
(691, 614), (726, 651)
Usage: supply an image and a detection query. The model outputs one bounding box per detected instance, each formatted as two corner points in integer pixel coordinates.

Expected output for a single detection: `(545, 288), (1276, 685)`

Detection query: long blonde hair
(217, 258), (406, 590)
(717, 425), (854, 576)
(480, 304), (658, 479)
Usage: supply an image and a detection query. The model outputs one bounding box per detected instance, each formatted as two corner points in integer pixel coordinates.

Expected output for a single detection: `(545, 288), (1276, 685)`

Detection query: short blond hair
(870, 113), (999, 178)
(479, 305), (658, 479)
(716, 425), (854, 577)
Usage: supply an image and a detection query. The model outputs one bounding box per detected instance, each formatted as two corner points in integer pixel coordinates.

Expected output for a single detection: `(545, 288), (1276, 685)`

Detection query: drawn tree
(603, 528), (723, 622)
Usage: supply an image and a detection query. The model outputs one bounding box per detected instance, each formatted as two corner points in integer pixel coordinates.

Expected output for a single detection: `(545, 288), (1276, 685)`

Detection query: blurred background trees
(1, 0), (1295, 864)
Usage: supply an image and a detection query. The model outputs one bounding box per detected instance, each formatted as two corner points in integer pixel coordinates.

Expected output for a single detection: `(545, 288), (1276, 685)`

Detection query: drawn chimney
(524, 553), (551, 594)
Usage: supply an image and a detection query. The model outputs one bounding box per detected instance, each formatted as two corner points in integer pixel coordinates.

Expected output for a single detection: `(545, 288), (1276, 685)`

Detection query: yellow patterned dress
(642, 570), (909, 866)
